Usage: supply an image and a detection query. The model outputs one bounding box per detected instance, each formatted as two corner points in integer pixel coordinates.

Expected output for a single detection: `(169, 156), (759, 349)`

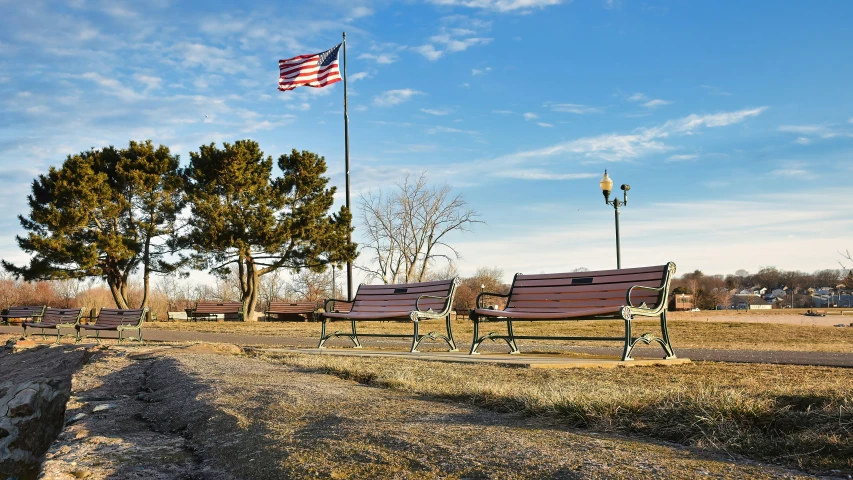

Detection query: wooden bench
(1, 305), (46, 325)
(469, 263), (677, 361)
(264, 301), (317, 322)
(22, 307), (83, 343)
(77, 308), (147, 344)
(319, 278), (460, 353)
(188, 301), (243, 321)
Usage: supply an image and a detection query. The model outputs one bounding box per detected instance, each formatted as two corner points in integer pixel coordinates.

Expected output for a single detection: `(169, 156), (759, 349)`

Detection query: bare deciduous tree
(358, 173), (481, 284)
(287, 270), (332, 303)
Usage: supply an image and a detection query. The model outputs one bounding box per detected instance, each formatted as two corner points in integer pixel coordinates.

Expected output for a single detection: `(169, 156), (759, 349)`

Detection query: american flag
(278, 43), (342, 91)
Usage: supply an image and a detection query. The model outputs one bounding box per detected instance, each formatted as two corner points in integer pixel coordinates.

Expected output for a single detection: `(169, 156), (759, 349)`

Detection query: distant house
(669, 294), (694, 311)
(730, 294), (772, 310)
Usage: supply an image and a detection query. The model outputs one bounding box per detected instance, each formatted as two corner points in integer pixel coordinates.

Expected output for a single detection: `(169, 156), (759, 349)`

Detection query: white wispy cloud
(426, 0), (562, 13)
(770, 164), (816, 180)
(373, 89), (424, 107)
(472, 67), (492, 75)
(667, 153), (698, 162)
(412, 45), (443, 61)
(492, 109), (513, 114)
(349, 72), (370, 82)
(778, 123), (853, 144)
(642, 99), (673, 108)
(430, 31), (493, 52)
(547, 103), (603, 114)
(421, 107), (453, 115)
(427, 125), (478, 135)
(495, 170), (597, 180)
(627, 92), (671, 108)
(537, 122), (554, 128)
(493, 107), (767, 164)
(523, 112), (538, 120)
(417, 23), (493, 60)
(79, 72), (141, 101)
(700, 85), (733, 96)
(358, 52), (398, 64)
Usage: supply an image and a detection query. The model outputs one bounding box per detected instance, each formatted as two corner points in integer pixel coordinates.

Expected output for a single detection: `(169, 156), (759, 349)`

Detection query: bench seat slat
(472, 306), (621, 319)
(512, 271), (666, 288)
(516, 265), (668, 281)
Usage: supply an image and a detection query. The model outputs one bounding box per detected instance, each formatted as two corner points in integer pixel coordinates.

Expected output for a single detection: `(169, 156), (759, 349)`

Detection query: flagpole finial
(343, 31), (346, 40)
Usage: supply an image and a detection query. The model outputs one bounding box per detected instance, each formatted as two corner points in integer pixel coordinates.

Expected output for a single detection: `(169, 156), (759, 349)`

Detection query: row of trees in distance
(3, 140), (355, 320)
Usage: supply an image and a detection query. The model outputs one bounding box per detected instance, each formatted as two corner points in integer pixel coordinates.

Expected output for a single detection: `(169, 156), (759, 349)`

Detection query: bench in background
(1, 305), (46, 325)
(469, 263), (677, 361)
(319, 278), (459, 353)
(265, 301), (317, 322)
(188, 301), (243, 321)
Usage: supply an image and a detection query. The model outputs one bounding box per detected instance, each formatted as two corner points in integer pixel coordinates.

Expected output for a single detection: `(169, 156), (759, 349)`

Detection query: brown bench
(77, 308), (147, 344)
(1, 305), (46, 325)
(22, 307), (83, 343)
(319, 278), (460, 352)
(188, 301), (243, 321)
(264, 301), (317, 321)
(469, 263), (677, 360)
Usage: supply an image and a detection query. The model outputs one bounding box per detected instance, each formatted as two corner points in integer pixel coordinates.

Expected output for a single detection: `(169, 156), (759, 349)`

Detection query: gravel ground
(35, 345), (827, 479)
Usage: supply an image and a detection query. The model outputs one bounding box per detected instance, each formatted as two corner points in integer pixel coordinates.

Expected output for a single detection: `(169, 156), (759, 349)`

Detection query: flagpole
(343, 31), (353, 302)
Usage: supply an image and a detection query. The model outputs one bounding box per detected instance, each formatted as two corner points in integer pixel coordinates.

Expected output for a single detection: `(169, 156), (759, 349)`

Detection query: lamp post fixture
(599, 170), (630, 269)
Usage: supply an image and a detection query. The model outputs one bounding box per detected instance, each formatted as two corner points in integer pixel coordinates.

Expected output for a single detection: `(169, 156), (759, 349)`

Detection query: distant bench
(265, 301), (317, 322)
(469, 263), (677, 361)
(188, 301), (243, 322)
(1, 305), (46, 325)
(319, 278), (459, 353)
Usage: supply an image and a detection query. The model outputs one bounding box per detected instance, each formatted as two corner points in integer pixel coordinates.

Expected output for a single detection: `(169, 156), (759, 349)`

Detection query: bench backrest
(504, 264), (675, 314)
(267, 301), (316, 314)
(4, 305), (46, 319)
(95, 308), (147, 327)
(40, 308), (84, 326)
(351, 279), (458, 315)
(195, 301), (243, 314)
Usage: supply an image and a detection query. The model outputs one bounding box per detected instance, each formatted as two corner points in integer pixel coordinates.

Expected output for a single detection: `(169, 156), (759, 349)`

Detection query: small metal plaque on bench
(571, 277), (594, 284)
(393, 288), (409, 293)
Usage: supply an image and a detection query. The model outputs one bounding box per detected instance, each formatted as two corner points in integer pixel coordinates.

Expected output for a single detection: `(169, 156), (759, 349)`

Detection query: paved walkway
(2, 325), (852, 367)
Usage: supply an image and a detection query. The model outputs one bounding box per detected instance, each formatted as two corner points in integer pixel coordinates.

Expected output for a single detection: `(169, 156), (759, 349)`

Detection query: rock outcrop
(0, 340), (91, 479)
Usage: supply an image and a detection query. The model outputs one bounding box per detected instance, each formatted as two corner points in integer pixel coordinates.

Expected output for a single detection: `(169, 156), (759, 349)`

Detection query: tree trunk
(141, 235), (152, 320)
(241, 257), (260, 321)
(108, 279), (129, 309)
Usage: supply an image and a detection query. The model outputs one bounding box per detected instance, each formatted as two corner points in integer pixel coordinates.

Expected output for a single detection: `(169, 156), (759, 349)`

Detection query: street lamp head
(599, 170), (613, 201)
(620, 184), (630, 192)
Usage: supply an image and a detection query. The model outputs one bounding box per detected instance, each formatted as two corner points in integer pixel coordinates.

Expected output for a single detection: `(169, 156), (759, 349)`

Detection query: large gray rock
(0, 345), (91, 479)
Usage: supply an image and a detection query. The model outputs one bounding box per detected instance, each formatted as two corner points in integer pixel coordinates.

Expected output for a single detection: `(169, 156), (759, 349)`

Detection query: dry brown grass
(260, 352), (853, 475)
(145, 319), (853, 352)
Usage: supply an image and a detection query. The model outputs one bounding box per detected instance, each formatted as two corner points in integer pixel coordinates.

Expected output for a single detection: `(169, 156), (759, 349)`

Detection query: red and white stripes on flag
(278, 43), (342, 91)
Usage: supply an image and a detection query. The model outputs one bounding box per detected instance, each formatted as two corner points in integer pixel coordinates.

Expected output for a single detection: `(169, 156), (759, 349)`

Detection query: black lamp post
(599, 170), (630, 269)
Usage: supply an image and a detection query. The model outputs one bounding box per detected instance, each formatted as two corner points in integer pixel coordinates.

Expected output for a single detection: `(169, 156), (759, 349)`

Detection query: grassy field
(143, 318), (853, 352)
(261, 352), (853, 475)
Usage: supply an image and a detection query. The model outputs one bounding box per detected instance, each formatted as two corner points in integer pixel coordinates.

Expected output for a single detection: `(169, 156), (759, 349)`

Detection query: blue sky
(1, 0), (852, 284)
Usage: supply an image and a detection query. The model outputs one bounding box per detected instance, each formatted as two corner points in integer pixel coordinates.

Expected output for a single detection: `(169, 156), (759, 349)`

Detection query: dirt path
(37, 345), (819, 479)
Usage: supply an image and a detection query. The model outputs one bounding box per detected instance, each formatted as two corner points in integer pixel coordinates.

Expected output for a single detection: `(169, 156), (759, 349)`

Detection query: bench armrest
(415, 294), (451, 313)
(476, 292), (509, 309)
(323, 298), (354, 313)
(626, 285), (666, 314)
